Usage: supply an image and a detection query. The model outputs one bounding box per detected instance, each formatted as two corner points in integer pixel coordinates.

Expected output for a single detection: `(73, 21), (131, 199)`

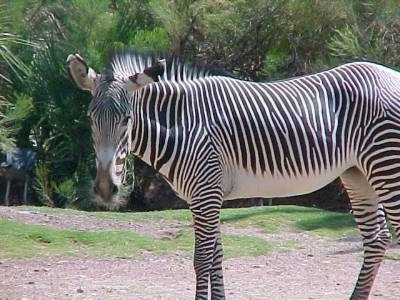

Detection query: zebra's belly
(222, 167), (349, 200)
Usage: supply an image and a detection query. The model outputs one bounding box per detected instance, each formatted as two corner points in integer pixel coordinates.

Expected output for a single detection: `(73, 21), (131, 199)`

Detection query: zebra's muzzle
(93, 163), (118, 203)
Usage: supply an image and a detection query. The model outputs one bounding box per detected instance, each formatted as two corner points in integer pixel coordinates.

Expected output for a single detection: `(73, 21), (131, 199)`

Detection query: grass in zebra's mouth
(384, 251), (400, 261)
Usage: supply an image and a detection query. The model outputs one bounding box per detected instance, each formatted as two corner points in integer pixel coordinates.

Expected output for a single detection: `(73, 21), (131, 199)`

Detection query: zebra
(67, 50), (400, 300)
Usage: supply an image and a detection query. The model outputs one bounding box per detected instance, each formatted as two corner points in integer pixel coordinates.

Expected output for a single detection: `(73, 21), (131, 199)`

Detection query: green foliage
(329, 25), (366, 60)
(66, 0), (117, 64)
(263, 49), (290, 80)
(199, 0), (288, 79)
(0, 97), (15, 150)
(33, 162), (55, 207)
(3, 0), (400, 209)
(112, 0), (156, 43)
(54, 179), (77, 206)
(270, 0), (349, 75)
(0, 34), (31, 82)
(0, 94), (32, 150)
(327, 1), (400, 66)
(149, 0), (197, 55)
(0, 2), (34, 150)
(129, 27), (170, 52)
(0, 1), (33, 83)
(13, 36), (95, 208)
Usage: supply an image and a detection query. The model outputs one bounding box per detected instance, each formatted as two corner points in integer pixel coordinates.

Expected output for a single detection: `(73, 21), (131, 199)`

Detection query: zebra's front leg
(210, 230), (225, 298)
(191, 198), (225, 300)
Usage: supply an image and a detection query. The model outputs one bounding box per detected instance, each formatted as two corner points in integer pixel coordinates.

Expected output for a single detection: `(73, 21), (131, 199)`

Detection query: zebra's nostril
(112, 185), (118, 194)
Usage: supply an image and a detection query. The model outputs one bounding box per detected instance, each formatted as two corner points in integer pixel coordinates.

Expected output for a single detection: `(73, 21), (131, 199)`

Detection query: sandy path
(0, 206), (399, 300)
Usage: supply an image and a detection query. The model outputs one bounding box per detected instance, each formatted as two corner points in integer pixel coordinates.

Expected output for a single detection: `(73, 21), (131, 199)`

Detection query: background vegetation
(1, 0), (400, 210)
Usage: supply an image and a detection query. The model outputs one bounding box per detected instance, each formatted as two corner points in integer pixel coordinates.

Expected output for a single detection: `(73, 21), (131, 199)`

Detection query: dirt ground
(0, 206), (399, 300)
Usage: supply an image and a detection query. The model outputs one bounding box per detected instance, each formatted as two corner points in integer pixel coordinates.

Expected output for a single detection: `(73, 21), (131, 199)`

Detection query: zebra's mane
(106, 49), (228, 83)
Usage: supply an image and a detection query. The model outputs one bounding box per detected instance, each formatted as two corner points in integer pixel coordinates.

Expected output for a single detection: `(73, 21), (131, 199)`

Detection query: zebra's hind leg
(374, 183), (400, 246)
(341, 167), (391, 300)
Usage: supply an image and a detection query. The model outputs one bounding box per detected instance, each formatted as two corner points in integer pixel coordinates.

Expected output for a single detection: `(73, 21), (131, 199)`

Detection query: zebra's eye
(121, 116), (130, 126)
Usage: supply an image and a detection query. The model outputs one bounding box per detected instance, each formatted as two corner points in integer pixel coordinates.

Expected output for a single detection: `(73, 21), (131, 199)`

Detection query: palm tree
(0, 2), (33, 150)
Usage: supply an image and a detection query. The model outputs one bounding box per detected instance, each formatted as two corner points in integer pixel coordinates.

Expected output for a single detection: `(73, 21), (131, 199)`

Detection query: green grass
(0, 205), (360, 259)
(18, 205), (357, 238)
(220, 205), (357, 238)
(0, 219), (271, 259)
(0, 220), (160, 258)
(15, 205), (193, 222)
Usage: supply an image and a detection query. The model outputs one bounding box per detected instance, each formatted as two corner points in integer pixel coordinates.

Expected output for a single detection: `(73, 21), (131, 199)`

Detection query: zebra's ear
(125, 59), (166, 94)
(67, 54), (98, 94)
(125, 73), (152, 94)
(143, 59), (166, 82)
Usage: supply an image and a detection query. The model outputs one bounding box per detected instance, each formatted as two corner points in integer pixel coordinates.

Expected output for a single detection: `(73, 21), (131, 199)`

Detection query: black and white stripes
(128, 62), (400, 198)
(127, 60), (400, 299)
(68, 50), (400, 300)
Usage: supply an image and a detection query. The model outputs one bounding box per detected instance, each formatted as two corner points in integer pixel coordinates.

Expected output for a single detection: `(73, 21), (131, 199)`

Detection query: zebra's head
(67, 52), (165, 204)
(67, 50), (226, 205)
